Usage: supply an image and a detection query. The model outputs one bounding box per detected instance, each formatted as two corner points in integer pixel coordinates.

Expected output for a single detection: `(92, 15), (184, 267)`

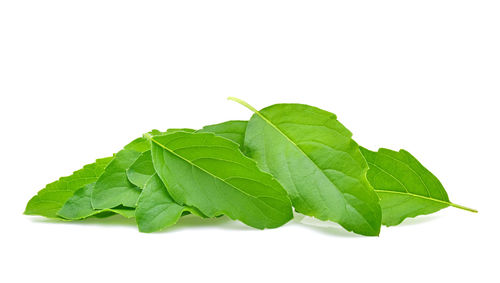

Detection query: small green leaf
(91, 137), (150, 209)
(198, 120), (248, 148)
(58, 183), (135, 219)
(230, 97), (381, 236)
(126, 128), (195, 188)
(24, 157), (113, 219)
(149, 131), (293, 229)
(360, 147), (477, 226)
(126, 151), (155, 188)
(136, 174), (200, 232)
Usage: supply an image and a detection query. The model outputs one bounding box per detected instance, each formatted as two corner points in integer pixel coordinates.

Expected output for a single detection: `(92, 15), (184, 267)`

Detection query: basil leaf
(91, 137), (150, 209)
(149, 131), (293, 229)
(136, 174), (202, 232)
(24, 157), (113, 219)
(131, 123), (248, 231)
(58, 183), (135, 220)
(230, 98), (381, 236)
(360, 147), (477, 226)
(198, 120), (248, 147)
(126, 150), (155, 188)
(126, 129), (195, 188)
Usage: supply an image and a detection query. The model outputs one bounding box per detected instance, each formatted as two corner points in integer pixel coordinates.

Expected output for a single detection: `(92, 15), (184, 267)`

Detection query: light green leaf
(126, 128), (195, 188)
(126, 150), (155, 188)
(149, 131), (293, 229)
(58, 183), (135, 220)
(136, 174), (199, 232)
(91, 137), (150, 209)
(230, 97), (381, 236)
(360, 147), (477, 226)
(24, 157), (113, 219)
(198, 120), (248, 148)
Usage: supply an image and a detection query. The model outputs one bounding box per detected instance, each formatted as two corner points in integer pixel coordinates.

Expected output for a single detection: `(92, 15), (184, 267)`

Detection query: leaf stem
(449, 203), (478, 213)
(227, 97), (259, 114)
(143, 132), (153, 141)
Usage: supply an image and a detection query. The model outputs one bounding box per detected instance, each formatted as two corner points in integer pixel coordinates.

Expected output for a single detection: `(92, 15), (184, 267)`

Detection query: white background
(1, 1), (498, 282)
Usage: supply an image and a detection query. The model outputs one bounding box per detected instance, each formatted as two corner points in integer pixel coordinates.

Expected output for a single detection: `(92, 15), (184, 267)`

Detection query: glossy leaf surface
(150, 131), (293, 229)
(231, 98), (381, 236)
(360, 147), (477, 226)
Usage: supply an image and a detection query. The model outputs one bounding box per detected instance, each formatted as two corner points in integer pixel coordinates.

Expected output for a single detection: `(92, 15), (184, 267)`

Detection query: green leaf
(198, 120), (248, 148)
(136, 174), (199, 232)
(229, 97), (381, 236)
(360, 147), (477, 226)
(126, 150), (155, 188)
(126, 128), (195, 188)
(91, 137), (150, 209)
(130, 124), (246, 231)
(24, 157), (113, 219)
(58, 183), (135, 220)
(148, 131), (293, 229)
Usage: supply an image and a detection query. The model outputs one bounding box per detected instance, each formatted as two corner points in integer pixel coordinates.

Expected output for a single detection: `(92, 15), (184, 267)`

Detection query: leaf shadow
(291, 214), (362, 238)
(158, 214), (255, 233)
(29, 214), (137, 228)
(392, 214), (441, 227)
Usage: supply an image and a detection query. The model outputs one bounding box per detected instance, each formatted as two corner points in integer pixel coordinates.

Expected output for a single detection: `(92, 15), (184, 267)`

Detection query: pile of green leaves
(25, 98), (476, 236)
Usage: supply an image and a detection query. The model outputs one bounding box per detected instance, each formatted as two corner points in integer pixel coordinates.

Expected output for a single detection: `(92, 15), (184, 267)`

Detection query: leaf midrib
(231, 98), (379, 230)
(149, 134), (288, 216)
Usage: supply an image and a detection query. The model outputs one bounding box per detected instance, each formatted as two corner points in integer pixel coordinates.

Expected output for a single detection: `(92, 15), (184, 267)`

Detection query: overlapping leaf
(136, 174), (202, 232)
(149, 131), (293, 229)
(91, 137), (151, 209)
(24, 157), (113, 219)
(230, 98), (381, 236)
(58, 183), (136, 220)
(25, 99), (476, 235)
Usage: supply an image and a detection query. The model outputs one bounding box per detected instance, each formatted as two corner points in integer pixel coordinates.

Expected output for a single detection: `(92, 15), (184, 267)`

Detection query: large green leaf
(127, 123), (246, 189)
(24, 157), (113, 219)
(360, 147), (477, 226)
(149, 131), (293, 229)
(230, 98), (381, 236)
(130, 123), (248, 231)
(91, 137), (151, 209)
(136, 174), (200, 232)
(58, 183), (135, 220)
